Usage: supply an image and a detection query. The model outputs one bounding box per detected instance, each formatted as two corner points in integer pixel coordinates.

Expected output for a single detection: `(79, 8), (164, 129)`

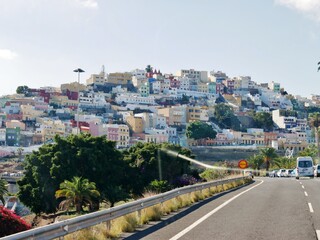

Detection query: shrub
(0, 206), (31, 237)
(147, 180), (172, 193)
(173, 174), (198, 187)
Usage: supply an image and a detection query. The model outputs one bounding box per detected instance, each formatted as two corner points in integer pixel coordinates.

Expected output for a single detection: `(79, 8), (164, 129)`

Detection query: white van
(296, 156), (314, 179)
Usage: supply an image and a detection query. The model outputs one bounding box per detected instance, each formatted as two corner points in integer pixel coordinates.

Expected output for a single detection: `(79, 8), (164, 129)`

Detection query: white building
(79, 91), (109, 108)
(178, 77), (190, 91)
(272, 109), (298, 130)
(115, 94), (156, 105)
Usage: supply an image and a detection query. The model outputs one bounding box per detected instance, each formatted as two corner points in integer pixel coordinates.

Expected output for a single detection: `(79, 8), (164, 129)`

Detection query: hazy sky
(1, 0), (320, 97)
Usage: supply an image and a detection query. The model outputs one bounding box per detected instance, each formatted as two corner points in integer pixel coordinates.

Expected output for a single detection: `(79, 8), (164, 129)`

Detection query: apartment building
(20, 105), (44, 121)
(38, 120), (66, 143)
(268, 81), (280, 93)
(176, 69), (208, 82)
(6, 120), (26, 131)
(126, 115), (144, 133)
(86, 68), (106, 85)
(187, 106), (209, 122)
(157, 106), (187, 126)
(61, 82), (86, 101)
(107, 72), (132, 85)
(50, 95), (78, 109)
(115, 94), (156, 105)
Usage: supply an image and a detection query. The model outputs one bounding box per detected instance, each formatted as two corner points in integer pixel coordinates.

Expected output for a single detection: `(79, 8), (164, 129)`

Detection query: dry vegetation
(61, 178), (252, 240)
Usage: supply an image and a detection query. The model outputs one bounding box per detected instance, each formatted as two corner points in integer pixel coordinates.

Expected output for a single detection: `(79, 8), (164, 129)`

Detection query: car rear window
(298, 161), (312, 168)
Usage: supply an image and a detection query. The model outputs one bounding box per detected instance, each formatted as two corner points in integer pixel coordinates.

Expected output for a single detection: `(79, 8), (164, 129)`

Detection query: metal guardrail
(1, 176), (248, 240)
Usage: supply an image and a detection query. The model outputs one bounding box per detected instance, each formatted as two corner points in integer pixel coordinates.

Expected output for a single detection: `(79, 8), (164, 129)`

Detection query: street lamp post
(73, 68), (85, 134)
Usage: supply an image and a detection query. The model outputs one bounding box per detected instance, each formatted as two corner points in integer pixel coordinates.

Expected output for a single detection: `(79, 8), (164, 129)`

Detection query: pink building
(107, 125), (119, 141)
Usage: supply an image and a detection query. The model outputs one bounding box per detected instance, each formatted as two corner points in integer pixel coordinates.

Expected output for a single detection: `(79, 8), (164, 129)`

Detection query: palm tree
(55, 176), (100, 213)
(260, 147), (278, 171)
(0, 179), (8, 205)
(248, 154), (264, 170)
(248, 154), (264, 176)
(309, 113), (320, 158)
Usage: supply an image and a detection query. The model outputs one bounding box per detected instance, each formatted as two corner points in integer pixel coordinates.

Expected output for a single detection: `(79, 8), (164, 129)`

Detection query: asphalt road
(125, 177), (320, 240)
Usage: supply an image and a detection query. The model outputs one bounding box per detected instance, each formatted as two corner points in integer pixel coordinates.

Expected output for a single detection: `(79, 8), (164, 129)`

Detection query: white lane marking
(308, 203), (314, 213)
(302, 185), (305, 189)
(304, 191), (308, 197)
(316, 230), (320, 239)
(169, 180), (264, 240)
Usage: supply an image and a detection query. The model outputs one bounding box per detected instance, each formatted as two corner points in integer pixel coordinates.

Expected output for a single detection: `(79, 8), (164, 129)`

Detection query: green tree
(252, 112), (273, 131)
(145, 65), (153, 73)
(55, 176), (100, 213)
(16, 147), (24, 162)
(16, 85), (29, 95)
(0, 179), (8, 205)
(18, 134), (129, 214)
(180, 94), (190, 104)
(213, 103), (240, 130)
(309, 112), (320, 158)
(274, 157), (295, 169)
(260, 147), (278, 171)
(186, 121), (217, 140)
(298, 145), (318, 158)
(123, 142), (193, 192)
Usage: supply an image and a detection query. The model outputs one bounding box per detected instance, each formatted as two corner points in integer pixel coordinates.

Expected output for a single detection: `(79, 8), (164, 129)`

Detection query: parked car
(314, 164), (320, 177)
(269, 169), (278, 178)
(291, 168), (297, 177)
(285, 169), (294, 177)
(277, 169), (286, 177)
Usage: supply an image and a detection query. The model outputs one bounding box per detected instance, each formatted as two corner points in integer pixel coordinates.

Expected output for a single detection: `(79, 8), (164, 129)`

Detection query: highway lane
(297, 177), (320, 237)
(127, 178), (320, 240)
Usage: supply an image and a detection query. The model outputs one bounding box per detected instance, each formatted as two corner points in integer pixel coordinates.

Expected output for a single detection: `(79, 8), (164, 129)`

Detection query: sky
(0, 0), (320, 97)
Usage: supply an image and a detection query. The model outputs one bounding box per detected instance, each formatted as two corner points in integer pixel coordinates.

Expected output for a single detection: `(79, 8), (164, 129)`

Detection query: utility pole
(73, 68), (85, 134)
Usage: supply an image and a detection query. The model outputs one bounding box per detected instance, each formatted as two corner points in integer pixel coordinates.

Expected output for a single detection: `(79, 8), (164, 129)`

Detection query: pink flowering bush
(0, 206), (31, 237)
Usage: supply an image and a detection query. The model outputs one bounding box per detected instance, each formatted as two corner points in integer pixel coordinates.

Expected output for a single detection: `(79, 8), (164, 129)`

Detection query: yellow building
(40, 120), (66, 143)
(118, 124), (130, 148)
(60, 82), (86, 94)
(6, 120), (26, 130)
(50, 95), (78, 109)
(126, 115), (144, 133)
(157, 106), (186, 126)
(278, 139), (308, 152)
(240, 132), (265, 145)
(197, 83), (209, 93)
(187, 106), (209, 122)
(20, 105), (44, 121)
(86, 71), (106, 85)
(107, 72), (132, 85)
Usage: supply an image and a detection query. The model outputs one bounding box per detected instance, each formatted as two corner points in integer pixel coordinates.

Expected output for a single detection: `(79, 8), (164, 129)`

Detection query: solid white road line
(169, 180), (264, 240)
(304, 191), (308, 197)
(302, 185), (305, 189)
(308, 203), (314, 213)
(316, 230), (320, 240)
